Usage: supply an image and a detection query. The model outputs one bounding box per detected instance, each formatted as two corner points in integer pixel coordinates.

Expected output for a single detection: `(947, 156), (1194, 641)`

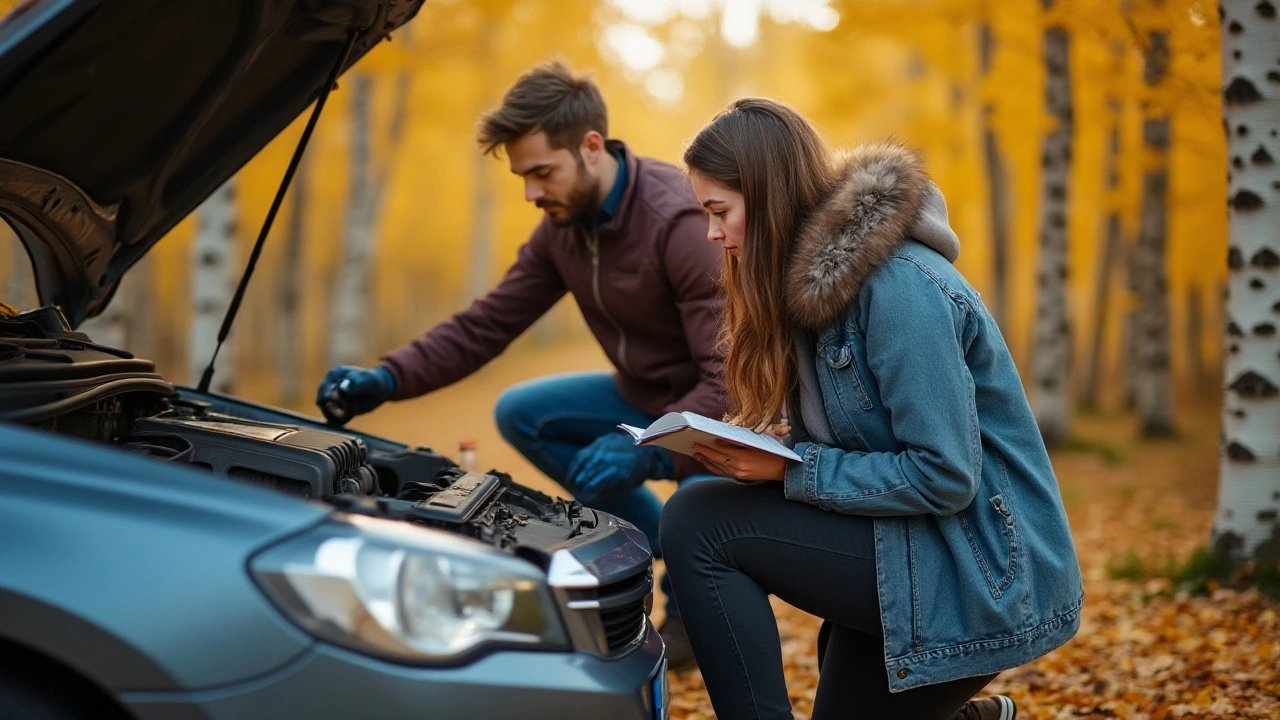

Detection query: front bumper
(120, 622), (666, 720)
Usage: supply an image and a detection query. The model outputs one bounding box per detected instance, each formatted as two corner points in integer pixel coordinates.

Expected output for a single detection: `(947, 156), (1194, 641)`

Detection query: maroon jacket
(379, 141), (726, 478)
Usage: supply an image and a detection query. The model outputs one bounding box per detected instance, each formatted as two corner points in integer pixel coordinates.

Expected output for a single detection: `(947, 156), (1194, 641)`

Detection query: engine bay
(0, 305), (591, 556)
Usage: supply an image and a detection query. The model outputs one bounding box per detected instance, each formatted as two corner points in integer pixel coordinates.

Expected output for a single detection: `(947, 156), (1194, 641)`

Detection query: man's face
(506, 130), (599, 227)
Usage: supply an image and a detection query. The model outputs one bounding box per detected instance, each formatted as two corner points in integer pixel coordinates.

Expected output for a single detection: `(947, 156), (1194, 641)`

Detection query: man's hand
(566, 433), (674, 504)
(693, 440), (788, 482)
(316, 365), (396, 426)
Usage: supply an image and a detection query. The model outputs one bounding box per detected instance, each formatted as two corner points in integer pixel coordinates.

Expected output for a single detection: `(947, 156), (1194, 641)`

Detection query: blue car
(0, 1), (667, 718)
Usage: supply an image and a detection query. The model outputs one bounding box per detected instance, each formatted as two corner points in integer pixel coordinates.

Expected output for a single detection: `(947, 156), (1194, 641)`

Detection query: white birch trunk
(465, 149), (497, 304)
(466, 18), (497, 307)
(1031, 10), (1073, 446)
(374, 72), (413, 354)
(79, 291), (129, 348)
(189, 178), (238, 393)
(1083, 50), (1127, 412)
(1133, 29), (1176, 436)
(1213, 0), (1280, 561)
(328, 72), (412, 368)
(1082, 40), (1128, 410)
(328, 74), (375, 368)
(278, 152), (309, 406)
(979, 21), (1012, 332)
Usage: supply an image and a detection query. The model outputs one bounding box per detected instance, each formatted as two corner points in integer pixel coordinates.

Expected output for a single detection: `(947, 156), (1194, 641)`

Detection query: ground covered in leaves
(660, 400), (1280, 719)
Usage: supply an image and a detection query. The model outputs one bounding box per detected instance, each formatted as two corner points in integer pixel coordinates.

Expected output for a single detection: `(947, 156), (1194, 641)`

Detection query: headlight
(251, 515), (567, 663)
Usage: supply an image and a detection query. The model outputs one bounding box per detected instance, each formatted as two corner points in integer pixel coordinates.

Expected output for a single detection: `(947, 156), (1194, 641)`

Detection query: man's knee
(493, 384), (535, 443)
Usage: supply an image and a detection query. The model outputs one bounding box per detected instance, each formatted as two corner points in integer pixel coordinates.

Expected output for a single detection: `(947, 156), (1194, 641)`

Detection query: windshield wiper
(197, 30), (359, 394)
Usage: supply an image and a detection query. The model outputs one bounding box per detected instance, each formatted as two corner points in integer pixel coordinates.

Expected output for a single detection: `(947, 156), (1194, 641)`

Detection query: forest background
(5, 1), (1279, 717)
(0, 0), (1230, 410)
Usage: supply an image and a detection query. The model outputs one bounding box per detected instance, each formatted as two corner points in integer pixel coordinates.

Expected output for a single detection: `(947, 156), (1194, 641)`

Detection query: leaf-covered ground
(660, 400), (1280, 719)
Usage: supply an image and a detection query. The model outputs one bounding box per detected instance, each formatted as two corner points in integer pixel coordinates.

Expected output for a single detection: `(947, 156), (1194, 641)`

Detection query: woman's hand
(693, 440), (788, 482)
(763, 420), (791, 442)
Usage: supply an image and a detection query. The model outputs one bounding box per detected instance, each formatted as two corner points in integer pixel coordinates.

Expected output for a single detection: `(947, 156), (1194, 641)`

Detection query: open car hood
(0, 0), (422, 326)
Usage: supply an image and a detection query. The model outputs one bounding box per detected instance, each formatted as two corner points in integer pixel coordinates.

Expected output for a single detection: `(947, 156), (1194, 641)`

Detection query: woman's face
(690, 170), (747, 257)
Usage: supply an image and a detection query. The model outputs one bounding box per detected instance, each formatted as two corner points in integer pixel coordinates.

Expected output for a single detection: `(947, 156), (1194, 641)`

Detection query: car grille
(555, 562), (653, 657)
(594, 570), (651, 652)
(600, 598), (647, 652)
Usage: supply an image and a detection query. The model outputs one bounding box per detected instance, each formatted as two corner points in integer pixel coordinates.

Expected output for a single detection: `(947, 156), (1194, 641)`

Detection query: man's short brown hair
(476, 60), (608, 157)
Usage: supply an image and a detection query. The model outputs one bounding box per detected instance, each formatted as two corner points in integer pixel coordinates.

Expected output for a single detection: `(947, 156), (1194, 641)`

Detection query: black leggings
(660, 479), (996, 720)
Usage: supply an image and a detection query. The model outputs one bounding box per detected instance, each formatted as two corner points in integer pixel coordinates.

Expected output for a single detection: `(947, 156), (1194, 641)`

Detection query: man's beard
(538, 160), (598, 228)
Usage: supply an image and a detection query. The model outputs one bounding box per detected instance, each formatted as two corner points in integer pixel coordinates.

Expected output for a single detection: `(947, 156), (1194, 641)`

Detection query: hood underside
(0, 0), (423, 326)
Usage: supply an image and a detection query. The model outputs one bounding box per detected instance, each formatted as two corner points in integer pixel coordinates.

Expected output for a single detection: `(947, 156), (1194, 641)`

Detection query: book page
(680, 412), (795, 454)
(621, 412), (801, 461)
(642, 412), (691, 438)
(619, 424), (646, 440)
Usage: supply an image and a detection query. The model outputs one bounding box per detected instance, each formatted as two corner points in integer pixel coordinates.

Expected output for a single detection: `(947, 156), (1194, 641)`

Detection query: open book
(619, 411), (802, 462)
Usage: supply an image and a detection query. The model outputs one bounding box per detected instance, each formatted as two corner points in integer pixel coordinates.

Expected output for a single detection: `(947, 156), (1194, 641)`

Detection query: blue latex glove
(316, 365), (396, 425)
(566, 433), (674, 504)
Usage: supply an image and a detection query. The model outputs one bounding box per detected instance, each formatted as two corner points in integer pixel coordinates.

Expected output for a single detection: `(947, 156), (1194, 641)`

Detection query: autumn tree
(190, 178), (238, 393)
(1031, 0), (1074, 445)
(328, 69), (412, 368)
(1131, 2), (1176, 436)
(277, 152), (310, 406)
(79, 258), (153, 357)
(978, 5), (1012, 332)
(465, 8), (506, 303)
(1082, 40), (1130, 410)
(1213, 0), (1280, 562)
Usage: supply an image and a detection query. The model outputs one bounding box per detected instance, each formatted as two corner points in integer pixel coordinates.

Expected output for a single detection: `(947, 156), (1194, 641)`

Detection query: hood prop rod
(198, 30), (360, 394)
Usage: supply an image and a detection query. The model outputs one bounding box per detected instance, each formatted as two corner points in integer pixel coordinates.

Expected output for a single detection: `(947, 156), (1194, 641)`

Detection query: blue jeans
(494, 371), (713, 617)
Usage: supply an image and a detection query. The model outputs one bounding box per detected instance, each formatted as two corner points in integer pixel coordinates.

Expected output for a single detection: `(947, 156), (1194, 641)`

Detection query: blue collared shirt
(587, 148), (628, 230)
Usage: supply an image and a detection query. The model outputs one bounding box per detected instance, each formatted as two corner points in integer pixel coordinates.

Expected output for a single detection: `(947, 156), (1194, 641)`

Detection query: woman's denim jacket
(781, 145), (1083, 692)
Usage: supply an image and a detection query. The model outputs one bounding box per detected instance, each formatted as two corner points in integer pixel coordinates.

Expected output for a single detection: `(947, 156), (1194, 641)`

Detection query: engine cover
(0, 306), (171, 425)
(131, 413), (378, 498)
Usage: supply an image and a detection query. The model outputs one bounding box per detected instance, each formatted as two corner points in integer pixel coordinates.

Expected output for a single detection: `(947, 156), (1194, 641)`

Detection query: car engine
(0, 306), (375, 494)
(0, 305), (592, 552)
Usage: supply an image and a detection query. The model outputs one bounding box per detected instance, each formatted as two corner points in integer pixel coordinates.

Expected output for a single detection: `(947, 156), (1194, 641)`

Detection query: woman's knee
(659, 479), (736, 561)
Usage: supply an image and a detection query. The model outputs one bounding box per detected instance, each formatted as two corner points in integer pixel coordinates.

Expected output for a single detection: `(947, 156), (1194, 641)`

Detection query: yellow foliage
(0, 0), (1229, 405)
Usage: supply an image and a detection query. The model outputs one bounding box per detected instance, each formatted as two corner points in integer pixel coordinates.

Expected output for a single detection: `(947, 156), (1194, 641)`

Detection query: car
(0, 1), (667, 719)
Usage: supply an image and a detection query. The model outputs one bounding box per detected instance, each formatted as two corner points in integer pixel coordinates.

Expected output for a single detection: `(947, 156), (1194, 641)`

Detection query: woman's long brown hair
(683, 98), (834, 430)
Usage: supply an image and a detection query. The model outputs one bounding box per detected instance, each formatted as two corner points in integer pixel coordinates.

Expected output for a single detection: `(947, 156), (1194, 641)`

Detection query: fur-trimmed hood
(786, 143), (960, 329)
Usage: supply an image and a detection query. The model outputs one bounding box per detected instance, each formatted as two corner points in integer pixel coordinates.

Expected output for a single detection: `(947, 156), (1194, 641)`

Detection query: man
(316, 60), (724, 668)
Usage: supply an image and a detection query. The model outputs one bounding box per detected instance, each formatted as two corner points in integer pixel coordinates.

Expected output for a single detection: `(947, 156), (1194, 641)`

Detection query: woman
(660, 98), (1083, 720)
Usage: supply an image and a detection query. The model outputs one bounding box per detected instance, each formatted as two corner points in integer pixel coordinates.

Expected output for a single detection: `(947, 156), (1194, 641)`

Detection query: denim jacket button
(829, 345), (852, 369)
(897, 668), (909, 679)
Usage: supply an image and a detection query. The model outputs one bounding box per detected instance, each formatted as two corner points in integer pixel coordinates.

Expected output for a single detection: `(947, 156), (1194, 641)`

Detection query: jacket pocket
(958, 492), (1020, 599)
(820, 338), (874, 411)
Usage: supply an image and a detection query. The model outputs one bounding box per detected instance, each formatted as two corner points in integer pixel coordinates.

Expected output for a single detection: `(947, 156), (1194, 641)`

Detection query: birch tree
(465, 16), (499, 304)
(978, 16), (1012, 332)
(1213, 0), (1280, 562)
(1132, 12), (1175, 436)
(79, 260), (153, 355)
(328, 71), (412, 368)
(190, 178), (238, 393)
(327, 75), (375, 369)
(1031, 0), (1073, 446)
(277, 152), (309, 405)
(1082, 42), (1129, 410)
